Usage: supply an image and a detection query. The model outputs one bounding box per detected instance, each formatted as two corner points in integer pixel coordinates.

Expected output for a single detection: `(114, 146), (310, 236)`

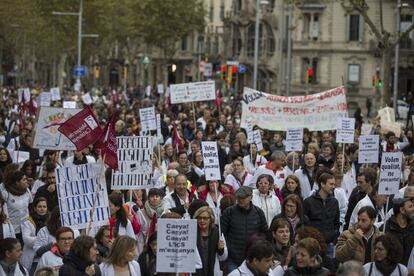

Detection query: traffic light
(378, 79), (383, 87)
(372, 75), (377, 87)
(307, 69), (314, 84)
(221, 65), (227, 80)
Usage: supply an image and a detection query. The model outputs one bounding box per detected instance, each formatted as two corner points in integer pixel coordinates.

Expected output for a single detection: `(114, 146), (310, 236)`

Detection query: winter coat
(252, 189), (281, 227)
(0, 263), (28, 276)
(59, 252), (101, 276)
(221, 203), (268, 266)
(284, 263), (330, 276)
(336, 226), (383, 264)
(385, 216), (414, 265)
(303, 192), (340, 243)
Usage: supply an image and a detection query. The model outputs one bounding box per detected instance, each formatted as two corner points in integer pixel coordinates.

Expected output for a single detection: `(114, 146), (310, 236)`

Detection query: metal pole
(393, 0), (401, 119)
(253, 0), (260, 90)
(197, 41), (201, 82)
(77, 0), (83, 84)
(285, 4), (293, 96)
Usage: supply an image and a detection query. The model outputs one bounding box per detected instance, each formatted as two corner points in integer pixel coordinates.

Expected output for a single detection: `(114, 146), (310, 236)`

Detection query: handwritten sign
(336, 117), (355, 144)
(285, 128), (303, 152)
(139, 107), (157, 131)
(201, 141), (221, 181)
(358, 135), (379, 164)
(170, 81), (215, 104)
(379, 152), (402, 195)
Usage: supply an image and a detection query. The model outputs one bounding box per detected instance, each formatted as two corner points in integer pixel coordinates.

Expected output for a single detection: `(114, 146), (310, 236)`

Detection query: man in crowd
(295, 153), (318, 198)
(162, 174), (197, 217)
(35, 164), (58, 210)
(251, 151), (287, 189)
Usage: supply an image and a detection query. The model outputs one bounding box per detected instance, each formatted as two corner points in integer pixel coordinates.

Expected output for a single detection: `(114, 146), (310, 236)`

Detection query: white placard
(285, 128), (303, 152)
(81, 93), (93, 105)
(50, 87), (61, 101)
(336, 117), (355, 143)
(204, 63), (213, 77)
(11, 151), (30, 163)
(157, 83), (164, 94)
(63, 101), (77, 109)
(112, 136), (154, 190)
(253, 130), (263, 151)
(18, 88), (31, 103)
(32, 107), (80, 150)
(145, 85), (151, 97)
(246, 118), (254, 144)
(379, 152), (402, 195)
(56, 163), (110, 230)
(156, 219), (197, 273)
(170, 81), (216, 104)
(139, 106), (157, 131)
(358, 135), (379, 164)
(201, 141), (221, 181)
(156, 114), (163, 143)
(39, 92), (51, 107)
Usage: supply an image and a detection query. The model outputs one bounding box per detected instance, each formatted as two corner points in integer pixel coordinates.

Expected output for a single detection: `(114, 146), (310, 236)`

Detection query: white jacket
(251, 165), (287, 189)
(252, 189), (281, 227)
(228, 261), (284, 276)
(33, 226), (80, 253)
(341, 170), (356, 199)
(99, 261), (141, 276)
(194, 235), (228, 276)
(350, 194), (386, 229)
(0, 186), (32, 234)
(224, 172), (254, 190)
(21, 218), (36, 270)
(243, 154), (267, 175)
(36, 250), (63, 273)
(294, 168), (317, 199)
(363, 262), (408, 276)
(0, 263), (28, 276)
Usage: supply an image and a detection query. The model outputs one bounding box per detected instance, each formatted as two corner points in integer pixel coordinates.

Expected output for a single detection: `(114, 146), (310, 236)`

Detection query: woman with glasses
(193, 206), (227, 276)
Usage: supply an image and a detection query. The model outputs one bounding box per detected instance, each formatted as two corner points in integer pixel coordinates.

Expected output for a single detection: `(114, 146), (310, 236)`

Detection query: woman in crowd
(95, 226), (113, 264)
(151, 153), (164, 188)
(193, 206), (227, 275)
(243, 143), (267, 175)
(0, 238), (28, 275)
(138, 233), (157, 276)
(285, 237), (330, 276)
(271, 218), (292, 267)
(198, 178), (232, 221)
(0, 165), (32, 245)
(252, 174), (281, 227)
(227, 140), (245, 163)
(332, 152), (355, 199)
(0, 194), (15, 239)
(0, 147), (12, 183)
(21, 196), (48, 272)
(317, 142), (336, 169)
(59, 235), (101, 275)
(142, 188), (165, 223)
(162, 169), (179, 196)
(161, 144), (176, 170)
(306, 142), (320, 157)
(271, 194), (309, 243)
(108, 193), (136, 239)
(100, 236), (141, 275)
(280, 175), (302, 200)
(364, 234), (408, 276)
(224, 157), (253, 190)
(191, 150), (204, 183)
(21, 160), (37, 190)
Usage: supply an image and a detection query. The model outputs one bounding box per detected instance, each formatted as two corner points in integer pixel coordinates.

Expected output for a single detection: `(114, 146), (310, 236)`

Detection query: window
(302, 58), (318, 84)
(347, 14), (364, 42)
(348, 64), (360, 83)
(267, 0), (276, 13)
(209, 0), (214, 22)
(231, 25), (242, 57)
(181, 36), (188, 51)
(233, 0), (242, 15)
(247, 24), (256, 57)
(246, 23), (275, 57)
(401, 14), (414, 49)
(304, 13), (320, 40)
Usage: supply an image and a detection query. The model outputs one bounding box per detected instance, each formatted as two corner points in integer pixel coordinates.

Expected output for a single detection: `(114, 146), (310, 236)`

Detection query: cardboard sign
(253, 130), (263, 151)
(170, 81), (216, 104)
(32, 107), (80, 150)
(112, 136), (154, 189)
(39, 92), (51, 107)
(380, 119), (402, 138)
(358, 135), (380, 164)
(285, 128), (303, 152)
(139, 106), (157, 131)
(336, 117), (355, 144)
(50, 87), (61, 101)
(156, 219), (197, 273)
(56, 163), (110, 230)
(201, 141), (221, 181)
(379, 152), (402, 195)
(11, 151), (30, 164)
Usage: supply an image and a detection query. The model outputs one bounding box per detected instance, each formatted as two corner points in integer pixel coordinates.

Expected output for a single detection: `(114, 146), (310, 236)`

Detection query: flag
(58, 106), (103, 151)
(28, 94), (37, 116)
(95, 113), (118, 170)
(214, 89), (223, 107)
(171, 124), (184, 152)
(147, 214), (157, 240)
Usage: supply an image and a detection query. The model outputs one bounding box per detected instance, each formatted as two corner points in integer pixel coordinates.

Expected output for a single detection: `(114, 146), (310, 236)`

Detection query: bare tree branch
(396, 21), (414, 45)
(348, 0), (383, 40)
(379, 0), (384, 34)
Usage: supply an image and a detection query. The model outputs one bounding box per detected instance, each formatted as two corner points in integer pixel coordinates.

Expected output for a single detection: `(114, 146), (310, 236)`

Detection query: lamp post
(253, 0), (268, 90)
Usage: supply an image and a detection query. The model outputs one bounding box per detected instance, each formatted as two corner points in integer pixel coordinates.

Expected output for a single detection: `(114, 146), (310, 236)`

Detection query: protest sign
(380, 119), (402, 138)
(201, 141), (221, 181)
(81, 93), (93, 105)
(112, 136), (153, 189)
(336, 117), (355, 144)
(32, 107), (80, 150)
(379, 152), (402, 195)
(285, 128), (303, 152)
(56, 163), (110, 230)
(245, 117), (254, 144)
(156, 114), (164, 143)
(11, 151), (30, 164)
(39, 92), (51, 107)
(50, 87), (61, 101)
(253, 130), (263, 151)
(17, 88), (31, 103)
(63, 101), (77, 109)
(241, 86), (347, 131)
(358, 135), (379, 164)
(170, 81), (215, 104)
(139, 106), (157, 131)
(156, 219), (197, 273)
(157, 83), (164, 94)
(377, 107), (395, 122)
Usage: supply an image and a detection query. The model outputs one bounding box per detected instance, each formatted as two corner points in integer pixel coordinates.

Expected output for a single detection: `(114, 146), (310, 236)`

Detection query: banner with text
(56, 163), (110, 230)
(112, 136), (153, 189)
(379, 152), (402, 195)
(358, 135), (380, 164)
(32, 107), (80, 150)
(170, 81), (216, 104)
(241, 86), (347, 131)
(156, 219), (197, 273)
(336, 117), (355, 144)
(201, 141), (221, 181)
(139, 106), (157, 131)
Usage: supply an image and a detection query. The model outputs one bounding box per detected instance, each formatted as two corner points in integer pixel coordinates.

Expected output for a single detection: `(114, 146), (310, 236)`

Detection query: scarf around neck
(5, 183), (27, 196)
(375, 261), (397, 276)
(144, 200), (164, 219)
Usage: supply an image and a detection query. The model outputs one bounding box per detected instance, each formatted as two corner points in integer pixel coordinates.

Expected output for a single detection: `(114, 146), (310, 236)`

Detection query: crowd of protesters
(0, 85), (414, 276)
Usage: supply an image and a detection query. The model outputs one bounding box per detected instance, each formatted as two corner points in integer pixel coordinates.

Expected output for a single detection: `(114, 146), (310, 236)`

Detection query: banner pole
(214, 181), (221, 235)
(383, 196), (389, 233)
(341, 144), (345, 174)
(192, 102), (196, 126)
(292, 151), (295, 173)
(87, 154), (106, 235)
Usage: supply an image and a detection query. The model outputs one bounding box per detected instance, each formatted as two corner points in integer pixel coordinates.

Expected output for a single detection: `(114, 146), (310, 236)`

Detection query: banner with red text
(240, 86), (348, 131)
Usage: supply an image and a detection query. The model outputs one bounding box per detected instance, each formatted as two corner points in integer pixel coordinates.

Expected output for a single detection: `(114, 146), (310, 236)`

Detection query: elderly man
(162, 174), (197, 217)
(294, 153), (318, 198)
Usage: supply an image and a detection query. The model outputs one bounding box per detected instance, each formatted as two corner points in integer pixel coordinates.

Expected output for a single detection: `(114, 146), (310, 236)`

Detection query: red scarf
(265, 162), (284, 174)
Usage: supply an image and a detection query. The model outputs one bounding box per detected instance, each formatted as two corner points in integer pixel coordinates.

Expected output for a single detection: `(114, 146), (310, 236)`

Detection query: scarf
(30, 213), (48, 234)
(246, 261), (268, 276)
(177, 163), (191, 175)
(73, 155), (88, 165)
(0, 260), (17, 276)
(144, 200), (164, 219)
(375, 261), (397, 276)
(5, 183), (27, 196)
(232, 171), (248, 187)
(287, 215), (300, 233)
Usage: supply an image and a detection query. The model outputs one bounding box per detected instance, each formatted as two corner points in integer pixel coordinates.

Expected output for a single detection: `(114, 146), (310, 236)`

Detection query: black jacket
(284, 264), (330, 276)
(303, 192), (340, 243)
(385, 215), (414, 265)
(138, 250), (157, 276)
(221, 203), (268, 266)
(59, 252), (101, 276)
(344, 187), (366, 230)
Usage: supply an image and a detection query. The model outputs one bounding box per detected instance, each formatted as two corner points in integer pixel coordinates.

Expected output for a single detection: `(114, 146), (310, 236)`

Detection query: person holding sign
(243, 143), (267, 175)
(224, 158), (254, 191)
(108, 194), (136, 240)
(193, 206), (227, 276)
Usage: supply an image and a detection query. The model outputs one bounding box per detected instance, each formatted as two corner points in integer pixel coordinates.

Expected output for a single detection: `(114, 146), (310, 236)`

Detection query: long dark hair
(47, 207), (62, 237)
(109, 193), (127, 227)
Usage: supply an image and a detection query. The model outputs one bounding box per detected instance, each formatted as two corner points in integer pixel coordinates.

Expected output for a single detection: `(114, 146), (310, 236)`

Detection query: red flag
(58, 106), (103, 151)
(172, 124), (184, 152)
(214, 89), (223, 107)
(148, 214), (157, 240)
(28, 95), (37, 116)
(95, 113), (118, 170)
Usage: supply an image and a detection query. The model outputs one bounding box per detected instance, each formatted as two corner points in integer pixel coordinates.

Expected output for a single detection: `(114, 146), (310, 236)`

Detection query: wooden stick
(87, 154), (106, 235)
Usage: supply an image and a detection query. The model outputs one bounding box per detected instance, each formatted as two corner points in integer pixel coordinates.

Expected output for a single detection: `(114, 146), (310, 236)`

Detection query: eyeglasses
(59, 237), (74, 242)
(197, 216), (210, 221)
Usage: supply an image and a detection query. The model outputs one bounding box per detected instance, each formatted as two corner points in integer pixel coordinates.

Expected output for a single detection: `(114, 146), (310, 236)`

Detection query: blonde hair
(104, 236), (136, 266)
(193, 206), (215, 227)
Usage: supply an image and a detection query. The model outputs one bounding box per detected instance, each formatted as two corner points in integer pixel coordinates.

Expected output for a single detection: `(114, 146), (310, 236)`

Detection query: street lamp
(253, 0), (269, 90)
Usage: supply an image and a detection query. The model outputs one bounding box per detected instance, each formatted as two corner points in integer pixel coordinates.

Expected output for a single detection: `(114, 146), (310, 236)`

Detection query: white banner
(39, 92), (52, 107)
(156, 219), (197, 273)
(201, 141), (221, 181)
(379, 152), (402, 195)
(139, 106), (157, 131)
(241, 86), (347, 131)
(170, 81), (216, 104)
(50, 87), (61, 101)
(32, 107), (80, 150)
(336, 117), (355, 144)
(285, 128), (303, 152)
(112, 136), (153, 189)
(358, 135), (379, 164)
(56, 163), (110, 230)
